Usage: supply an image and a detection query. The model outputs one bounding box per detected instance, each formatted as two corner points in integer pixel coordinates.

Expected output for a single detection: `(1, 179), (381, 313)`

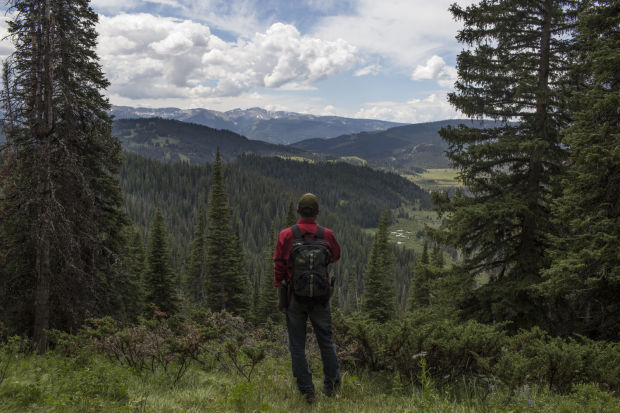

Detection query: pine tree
(257, 222), (281, 323)
(120, 226), (147, 320)
(420, 239), (429, 265)
(205, 148), (242, 313)
(0, 0), (126, 351)
(543, 0), (620, 339)
(431, 242), (444, 269)
(145, 209), (178, 315)
(186, 204), (207, 305)
(433, 0), (577, 329)
(362, 210), (395, 322)
(227, 221), (250, 318)
(285, 201), (297, 227)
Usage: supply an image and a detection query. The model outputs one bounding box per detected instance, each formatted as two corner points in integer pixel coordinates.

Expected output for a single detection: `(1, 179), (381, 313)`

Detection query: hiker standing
(273, 193), (341, 403)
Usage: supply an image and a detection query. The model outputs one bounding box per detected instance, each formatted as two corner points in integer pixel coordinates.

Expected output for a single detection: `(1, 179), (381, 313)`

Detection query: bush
(495, 327), (620, 393)
(334, 311), (619, 392)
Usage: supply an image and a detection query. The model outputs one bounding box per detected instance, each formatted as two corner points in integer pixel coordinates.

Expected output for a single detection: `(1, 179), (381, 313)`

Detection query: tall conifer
(285, 201), (297, 227)
(0, 0), (126, 351)
(227, 221), (250, 317)
(145, 209), (178, 315)
(362, 210), (395, 322)
(205, 148), (246, 314)
(186, 204), (207, 305)
(257, 222), (281, 323)
(434, 0), (577, 329)
(120, 226), (147, 320)
(544, 0), (619, 339)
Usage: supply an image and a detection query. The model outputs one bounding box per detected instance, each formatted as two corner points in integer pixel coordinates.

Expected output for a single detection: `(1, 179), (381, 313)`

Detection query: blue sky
(1, 0), (473, 122)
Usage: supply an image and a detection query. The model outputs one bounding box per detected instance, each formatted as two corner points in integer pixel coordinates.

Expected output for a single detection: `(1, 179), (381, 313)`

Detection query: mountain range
(291, 119), (495, 170)
(111, 105), (404, 145)
(112, 118), (308, 164)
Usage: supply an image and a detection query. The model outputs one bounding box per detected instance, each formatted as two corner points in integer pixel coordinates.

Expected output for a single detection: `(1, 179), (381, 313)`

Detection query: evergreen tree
(145, 209), (178, 315)
(0, 0), (126, 351)
(431, 242), (444, 269)
(362, 210), (395, 322)
(433, 0), (577, 330)
(205, 148), (243, 313)
(543, 0), (619, 339)
(227, 221), (250, 318)
(285, 201), (297, 227)
(420, 239), (429, 265)
(120, 226), (147, 320)
(257, 223), (281, 323)
(186, 204), (207, 305)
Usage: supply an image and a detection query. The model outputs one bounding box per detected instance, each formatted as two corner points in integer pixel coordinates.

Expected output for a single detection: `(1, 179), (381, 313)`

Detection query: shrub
(334, 311), (620, 392)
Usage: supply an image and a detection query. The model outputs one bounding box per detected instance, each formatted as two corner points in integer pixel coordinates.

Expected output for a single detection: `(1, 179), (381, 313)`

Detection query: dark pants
(286, 294), (340, 396)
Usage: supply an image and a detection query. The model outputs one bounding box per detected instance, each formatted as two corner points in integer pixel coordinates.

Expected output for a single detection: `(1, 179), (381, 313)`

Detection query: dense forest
(0, 0), (618, 411)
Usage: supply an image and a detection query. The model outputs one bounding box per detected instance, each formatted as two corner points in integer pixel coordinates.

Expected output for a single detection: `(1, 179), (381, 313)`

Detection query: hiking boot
(323, 380), (340, 397)
(303, 393), (316, 404)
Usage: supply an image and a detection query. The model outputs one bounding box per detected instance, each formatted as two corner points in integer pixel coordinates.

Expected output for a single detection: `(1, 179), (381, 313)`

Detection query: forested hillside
(291, 119), (497, 169)
(113, 118), (308, 164)
(120, 153), (421, 314)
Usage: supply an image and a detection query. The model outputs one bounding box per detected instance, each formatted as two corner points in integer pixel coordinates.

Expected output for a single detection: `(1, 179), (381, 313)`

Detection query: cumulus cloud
(313, 0), (471, 68)
(97, 14), (357, 100)
(354, 93), (459, 123)
(411, 55), (457, 87)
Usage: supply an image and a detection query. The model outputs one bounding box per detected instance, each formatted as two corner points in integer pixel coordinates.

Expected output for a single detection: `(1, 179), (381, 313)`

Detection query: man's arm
(273, 228), (291, 287)
(325, 229), (341, 263)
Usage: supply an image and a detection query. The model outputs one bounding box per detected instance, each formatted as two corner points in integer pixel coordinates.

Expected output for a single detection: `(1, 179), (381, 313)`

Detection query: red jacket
(273, 217), (341, 287)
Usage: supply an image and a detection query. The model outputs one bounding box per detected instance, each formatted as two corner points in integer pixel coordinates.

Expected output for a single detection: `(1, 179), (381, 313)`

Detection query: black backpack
(289, 225), (331, 298)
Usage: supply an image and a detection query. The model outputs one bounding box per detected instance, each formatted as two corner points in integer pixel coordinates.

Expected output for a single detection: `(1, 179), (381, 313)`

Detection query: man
(273, 193), (341, 403)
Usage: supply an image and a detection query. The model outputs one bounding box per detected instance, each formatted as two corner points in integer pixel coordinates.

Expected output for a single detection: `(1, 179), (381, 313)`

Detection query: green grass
(339, 156), (367, 166)
(404, 169), (461, 191)
(1, 352), (617, 412)
(151, 136), (180, 146)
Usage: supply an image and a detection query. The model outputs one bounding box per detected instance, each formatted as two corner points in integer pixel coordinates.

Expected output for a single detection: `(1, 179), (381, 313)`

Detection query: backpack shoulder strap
(315, 226), (325, 239)
(291, 224), (303, 240)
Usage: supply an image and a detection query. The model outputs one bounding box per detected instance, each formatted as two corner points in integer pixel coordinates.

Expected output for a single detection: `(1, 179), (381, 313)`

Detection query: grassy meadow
(403, 169), (461, 191)
(1, 349), (618, 413)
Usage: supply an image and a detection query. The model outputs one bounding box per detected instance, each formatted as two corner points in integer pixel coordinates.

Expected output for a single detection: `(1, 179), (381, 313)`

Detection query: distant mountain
(111, 106), (404, 145)
(291, 119), (496, 170)
(113, 117), (309, 164)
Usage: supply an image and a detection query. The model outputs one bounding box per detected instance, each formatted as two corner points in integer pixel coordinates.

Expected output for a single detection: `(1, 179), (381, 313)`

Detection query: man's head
(297, 193), (319, 218)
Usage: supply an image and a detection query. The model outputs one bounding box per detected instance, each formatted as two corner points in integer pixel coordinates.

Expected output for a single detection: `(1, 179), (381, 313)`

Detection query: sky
(0, 0), (474, 123)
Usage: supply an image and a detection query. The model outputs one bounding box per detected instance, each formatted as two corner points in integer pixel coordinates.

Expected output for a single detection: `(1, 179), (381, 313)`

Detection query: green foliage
(145, 209), (178, 315)
(334, 311), (620, 394)
(205, 148), (249, 315)
(542, 0), (620, 340)
(362, 210), (396, 322)
(256, 223), (281, 324)
(119, 153), (421, 317)
(113, 117), (307, 164)
(186, 204), (207, 305)
(0, 0), (128, 348)
(494, 327), (620, 393)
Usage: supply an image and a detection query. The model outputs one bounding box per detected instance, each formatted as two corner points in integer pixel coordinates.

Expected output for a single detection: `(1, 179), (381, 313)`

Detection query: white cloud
(313, 0), (467, 68)
(411, 55), (457, 87)
(91, 0), (142, 13)
(354, 64), (381, 76)
(0, 19), (13, 61)
(97, 15), (357, 100)
(355, 93), (459, 123)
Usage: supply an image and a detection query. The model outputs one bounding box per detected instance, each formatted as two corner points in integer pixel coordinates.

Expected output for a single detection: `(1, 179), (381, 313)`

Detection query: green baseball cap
(298, 193), (319, 213)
